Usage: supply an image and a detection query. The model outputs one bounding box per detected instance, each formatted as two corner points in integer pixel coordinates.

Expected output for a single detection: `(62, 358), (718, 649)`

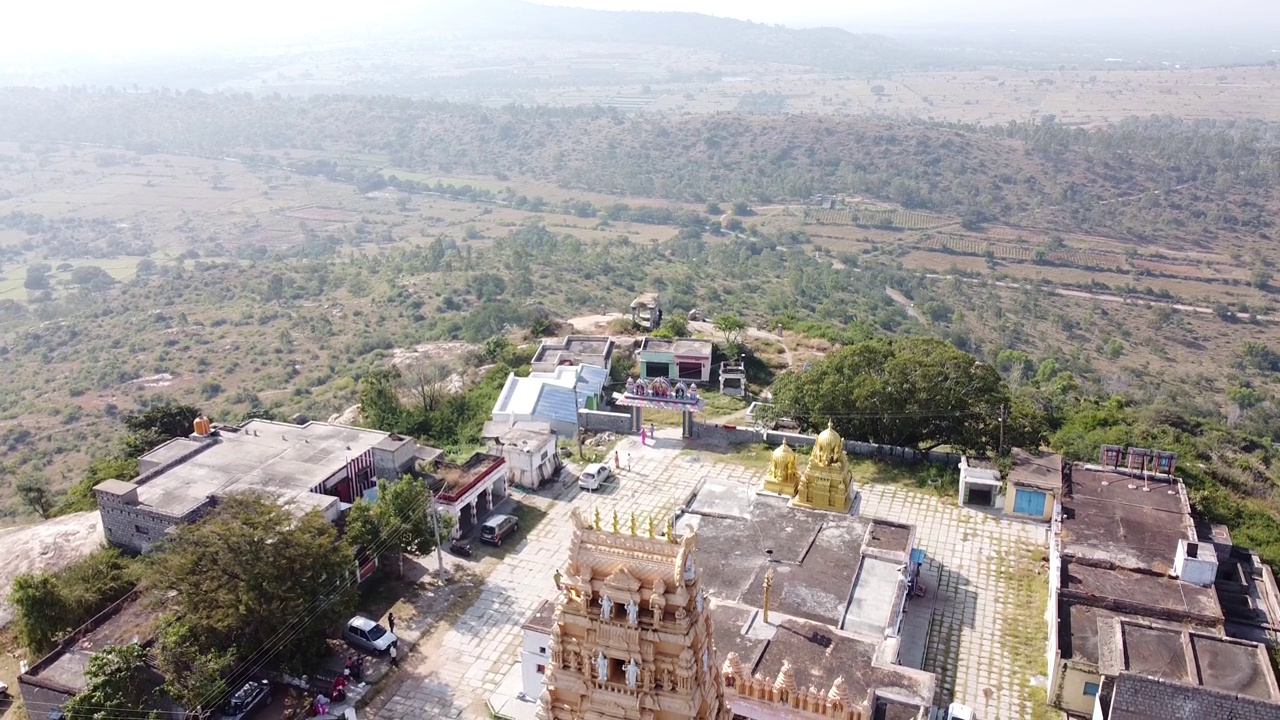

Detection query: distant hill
(395, 0), (925, 73)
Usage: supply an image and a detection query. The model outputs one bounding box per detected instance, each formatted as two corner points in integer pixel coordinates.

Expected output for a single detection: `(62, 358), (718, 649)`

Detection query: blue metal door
(1013, 489), (1046, 516)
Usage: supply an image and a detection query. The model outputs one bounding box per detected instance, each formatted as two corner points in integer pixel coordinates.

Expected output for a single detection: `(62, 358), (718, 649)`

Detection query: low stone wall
(759, 429), (961, 465)
(579, 409), (632, 434)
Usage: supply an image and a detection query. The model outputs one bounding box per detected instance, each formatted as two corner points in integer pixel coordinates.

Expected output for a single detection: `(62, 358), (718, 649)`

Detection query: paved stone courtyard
(367, 431), (1049, 720)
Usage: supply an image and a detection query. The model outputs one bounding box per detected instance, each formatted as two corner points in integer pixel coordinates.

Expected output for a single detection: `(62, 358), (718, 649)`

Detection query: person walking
(640, 427), (647, 445)
(626, 452), (632, 471)
(649, 422), (656, 440)
(387, 612), (395, 634)
(613, 450), (620, 470)
(389, 644), (399, 668)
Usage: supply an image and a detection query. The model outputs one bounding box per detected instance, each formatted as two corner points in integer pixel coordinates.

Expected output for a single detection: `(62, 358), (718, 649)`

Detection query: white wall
(521, 628), (551, 698)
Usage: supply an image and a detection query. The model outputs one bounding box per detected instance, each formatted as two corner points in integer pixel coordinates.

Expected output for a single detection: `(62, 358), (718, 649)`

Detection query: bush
(10, 547), (138, 655)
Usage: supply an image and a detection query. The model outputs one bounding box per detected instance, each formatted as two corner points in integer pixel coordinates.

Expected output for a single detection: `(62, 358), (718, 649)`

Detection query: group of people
(302, 655), (367, 717)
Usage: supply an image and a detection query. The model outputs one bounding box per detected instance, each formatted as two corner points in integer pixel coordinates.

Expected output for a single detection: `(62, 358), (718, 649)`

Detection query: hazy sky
(3, 0), (1277, 64)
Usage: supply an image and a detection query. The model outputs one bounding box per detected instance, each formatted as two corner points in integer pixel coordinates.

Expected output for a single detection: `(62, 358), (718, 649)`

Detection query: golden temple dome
(772, 439), (795, 461)
(815, 420), (842, 455)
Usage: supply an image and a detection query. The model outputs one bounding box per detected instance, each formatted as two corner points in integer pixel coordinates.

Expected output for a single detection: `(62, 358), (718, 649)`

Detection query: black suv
(222, 680), (272, 719)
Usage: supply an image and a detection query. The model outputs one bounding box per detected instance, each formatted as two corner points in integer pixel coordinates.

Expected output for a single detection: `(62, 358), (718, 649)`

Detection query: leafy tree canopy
(767, 337), (1019, 453)
(146, 494), (357, 676)
(122, 402), (201, 459)
(63, 643), (159, 720)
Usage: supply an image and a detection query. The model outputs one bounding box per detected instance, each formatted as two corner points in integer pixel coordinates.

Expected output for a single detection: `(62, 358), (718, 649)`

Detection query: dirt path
(886, 287), (927, 324)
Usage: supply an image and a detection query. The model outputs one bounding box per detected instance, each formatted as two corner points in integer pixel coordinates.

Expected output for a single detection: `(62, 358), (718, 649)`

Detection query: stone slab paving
(371, 432), (706, 719)
(372, 432), (1049, 720)
(860, 485), (1049, 719)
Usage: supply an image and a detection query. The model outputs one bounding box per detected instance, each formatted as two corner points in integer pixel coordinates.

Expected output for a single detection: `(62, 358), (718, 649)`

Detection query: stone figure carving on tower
(596, 651), (609, 682)
(626, 599), (639, 625)
(600, 595), (613, 621)
(625, 658), (640, 688)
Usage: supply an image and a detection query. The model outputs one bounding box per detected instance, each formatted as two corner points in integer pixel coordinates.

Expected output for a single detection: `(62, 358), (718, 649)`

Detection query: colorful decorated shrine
(613, 377), (705, 438)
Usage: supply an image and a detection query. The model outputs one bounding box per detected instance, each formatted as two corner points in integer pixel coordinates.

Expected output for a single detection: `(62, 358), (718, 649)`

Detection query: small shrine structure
(613, 376), (705, 439)
(792, 422), (855, 513)
(537, 507), (731, 720)
(761, 440), (800, 496)
(759, 422), (855, 514)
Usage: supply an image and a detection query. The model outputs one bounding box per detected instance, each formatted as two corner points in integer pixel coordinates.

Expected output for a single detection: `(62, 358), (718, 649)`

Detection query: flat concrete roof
(1061, 465), (1195, 572)
(28, 599), (162, 692)
(679, 482), (910, 635)
(531, 335), (614, 369)
(1008, 448), (1063, 491)
(1061, 559), (1221, 624)
(639, 336), (713, 357)
(129, 419), (389, 516)
(522, 599), (557, 635)
(713, 611), (934, 712)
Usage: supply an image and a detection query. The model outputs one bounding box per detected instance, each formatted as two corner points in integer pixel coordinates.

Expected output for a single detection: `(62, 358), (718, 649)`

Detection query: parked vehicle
(945, 702), (974, 720)
(578, 463), (612, 491)
(221, 679), (271, 719)
(479, 514), (518, 545)
(448, 540), (473, 557)
(0, 679), (10, 700)
(342, 616), (397, 655)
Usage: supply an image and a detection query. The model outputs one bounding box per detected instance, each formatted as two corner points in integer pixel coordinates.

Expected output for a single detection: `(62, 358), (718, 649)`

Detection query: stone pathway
(861, 486), (1049, 719)
(368, 433), (1049, 720)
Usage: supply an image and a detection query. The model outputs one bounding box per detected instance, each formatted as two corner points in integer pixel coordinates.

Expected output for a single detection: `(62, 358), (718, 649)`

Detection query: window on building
(541, 451), (549, 461)
(1083, 681), (1100, 697)
(536, 664), (546, 675)
(538, 647), (546, 655)
(135, 525), (150, 536)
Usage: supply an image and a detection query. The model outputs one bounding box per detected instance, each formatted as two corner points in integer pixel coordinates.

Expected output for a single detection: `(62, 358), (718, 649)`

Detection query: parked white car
(946, 703), (974, 720)
(578, 463), (612, 491)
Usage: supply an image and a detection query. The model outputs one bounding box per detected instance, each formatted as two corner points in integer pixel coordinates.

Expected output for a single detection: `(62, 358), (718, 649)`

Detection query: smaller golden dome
(773, 440), (795, 461)
(815, 420), (842, 452)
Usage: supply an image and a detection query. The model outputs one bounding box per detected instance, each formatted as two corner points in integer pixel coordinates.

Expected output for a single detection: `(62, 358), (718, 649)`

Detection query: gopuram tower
(537, 508), (731, 720)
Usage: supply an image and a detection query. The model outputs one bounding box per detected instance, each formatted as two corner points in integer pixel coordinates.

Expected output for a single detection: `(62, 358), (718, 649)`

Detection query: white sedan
(578, 463), (612, 491)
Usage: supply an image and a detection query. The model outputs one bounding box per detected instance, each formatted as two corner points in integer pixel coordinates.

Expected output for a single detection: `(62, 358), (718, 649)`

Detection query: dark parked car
(222, 679), (271, 719)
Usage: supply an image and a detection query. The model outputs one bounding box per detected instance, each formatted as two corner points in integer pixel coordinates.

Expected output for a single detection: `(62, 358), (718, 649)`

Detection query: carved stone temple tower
(536, 508), (731, 720)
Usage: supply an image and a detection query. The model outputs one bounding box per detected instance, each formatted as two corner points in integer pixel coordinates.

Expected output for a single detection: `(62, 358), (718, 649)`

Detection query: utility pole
(429, 488), (446, 582)
(573, 380), (583, 458)
(998, 403), (1006, 455)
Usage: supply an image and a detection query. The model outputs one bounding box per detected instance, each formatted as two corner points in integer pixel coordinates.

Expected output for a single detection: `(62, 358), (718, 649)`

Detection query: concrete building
(681, 480), (936, 719)
(638, 337), (714, 384)
(520, 600), (556, 701)
(1048, 454), (1280, 718)
(530, 336), (615, 375)
(18, 591), (176, 717)
(717, 360), (746, 397)
(491, 364), (608, 438)
(486, 423), (561, 490)
(958, 449), (1063, 521)
(422, 452), (510, 539)
(629, 293), (662, 331)
(94, 419), (434, 553)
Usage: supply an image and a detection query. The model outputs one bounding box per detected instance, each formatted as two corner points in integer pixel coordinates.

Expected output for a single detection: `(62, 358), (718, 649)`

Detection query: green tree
(9, 571), (71, 655)
(652, 314), (690, 339)
(731, 200), (751, 216)
(358, 367), (403, 432)
(69, 265), (116, 291)
(154, 621), (234, 718)
(343, 498), (383, 558)
(712, 313), (747, 347)
(766, 337), (1010, 453)
(63, 643), (159, 720)
(23, 263), (51, 290)
(16, 475), (54, 518)
(374, 475), (455, 577)
(147, 494), (357, 675)
(122, 403), (202, 458)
